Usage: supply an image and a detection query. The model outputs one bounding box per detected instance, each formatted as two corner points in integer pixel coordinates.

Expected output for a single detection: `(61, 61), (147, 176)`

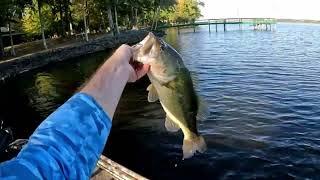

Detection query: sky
(200, 0), (320, 20)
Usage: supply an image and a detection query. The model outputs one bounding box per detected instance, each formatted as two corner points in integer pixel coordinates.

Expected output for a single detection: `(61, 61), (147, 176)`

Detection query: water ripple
(1, 24), (320, 179)
(162, 23), (320, 179)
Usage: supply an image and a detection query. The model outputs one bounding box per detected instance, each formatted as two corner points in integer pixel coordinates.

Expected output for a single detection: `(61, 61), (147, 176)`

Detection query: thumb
(136, 64), (150, 80)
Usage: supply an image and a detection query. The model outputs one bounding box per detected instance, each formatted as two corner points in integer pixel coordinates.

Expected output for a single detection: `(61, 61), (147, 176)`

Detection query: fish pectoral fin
(152, 73), (176, 86)
(182, 135), (207, 159)
(160, 75), (176, 84)
(147, 84), (159, 102)
(196, 96), (210, 121)
(165, 115), (180, 132)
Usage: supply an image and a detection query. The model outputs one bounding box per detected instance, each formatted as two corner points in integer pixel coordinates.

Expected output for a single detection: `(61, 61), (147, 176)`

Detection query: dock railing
(157, 18), (277, 32)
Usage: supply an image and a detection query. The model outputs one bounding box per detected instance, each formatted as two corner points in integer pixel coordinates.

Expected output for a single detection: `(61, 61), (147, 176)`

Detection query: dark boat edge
(91, 155), (148, 180)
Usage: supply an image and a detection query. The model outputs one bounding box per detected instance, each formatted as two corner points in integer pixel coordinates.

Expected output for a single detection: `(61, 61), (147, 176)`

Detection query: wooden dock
(91, 155), (148, 180)
(157, 18), (277, 32)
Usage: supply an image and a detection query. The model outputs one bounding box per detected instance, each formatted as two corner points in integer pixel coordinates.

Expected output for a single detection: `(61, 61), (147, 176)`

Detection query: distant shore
(277, 19), (320, 24)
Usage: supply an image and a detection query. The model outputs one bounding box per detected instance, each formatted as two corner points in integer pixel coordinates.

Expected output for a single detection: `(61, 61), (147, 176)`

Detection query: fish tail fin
(182, 135), (207, 159)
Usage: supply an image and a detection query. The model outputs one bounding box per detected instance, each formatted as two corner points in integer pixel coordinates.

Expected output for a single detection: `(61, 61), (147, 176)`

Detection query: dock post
(215, 24), (218, 32)
(208, 19), (211, 33)
(265, 24), (267, 31)
(224, 19), (226, 31)
(193, 25), (196, 32)
(178, 26), (180, 34)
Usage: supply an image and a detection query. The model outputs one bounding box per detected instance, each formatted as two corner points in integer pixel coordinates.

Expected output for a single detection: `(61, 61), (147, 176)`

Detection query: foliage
(0, 0), (11, 25)
(0, 0), (32, 56)
(0, 0), (32, 26)
(160, 0), (203, 23)
(3, 0), (203, 37)
(159, 6), (176, 23)
(177, 0), (202, 22)
(22, 1), (54, 36)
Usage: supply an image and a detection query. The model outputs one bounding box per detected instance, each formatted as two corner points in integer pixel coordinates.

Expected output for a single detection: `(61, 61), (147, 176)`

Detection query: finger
(136, 64), (150, 80)
(132, 45), (141, 59)
(123, 45), (134, 57)
(120, 44), (130, 49)
(128, 66), (138, 83)
(132, 44), (142, 51)
(118, 44), (133, 60)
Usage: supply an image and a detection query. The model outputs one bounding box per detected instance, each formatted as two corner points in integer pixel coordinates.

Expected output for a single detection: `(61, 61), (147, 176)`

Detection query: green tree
(0, 0), (10, 57)
(1, 0), (200, 57)
(71, 0), (115, 37)
(0, 0), (32, 56)
(94, 0), (117, 35)
(0, 0), (11, 56)
(21, 0), (55, 49)
(154, 0), (176, 29)
(175, 0), (202, 23)
(47, 0), (72, 36)
(83, 0), (89, 41)
(123, 0), (144, 29)
(37, 0), (48, 49)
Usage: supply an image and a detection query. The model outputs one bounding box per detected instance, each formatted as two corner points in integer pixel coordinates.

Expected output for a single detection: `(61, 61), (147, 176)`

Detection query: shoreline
(277, 18), (320, 24)
(0, 30), (148, 81)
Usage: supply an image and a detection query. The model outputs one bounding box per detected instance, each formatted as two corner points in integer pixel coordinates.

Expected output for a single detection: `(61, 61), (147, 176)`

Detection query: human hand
(113, 44), (150, 82)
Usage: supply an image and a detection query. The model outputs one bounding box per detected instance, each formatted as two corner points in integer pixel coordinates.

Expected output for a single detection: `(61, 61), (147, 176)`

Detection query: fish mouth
(129, 56), (144, 71)
(131, 42), (145, 71)
(132, 32), (162, 65)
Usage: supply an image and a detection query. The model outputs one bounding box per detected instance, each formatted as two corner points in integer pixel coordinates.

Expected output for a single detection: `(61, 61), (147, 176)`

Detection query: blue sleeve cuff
(0, 93), (112, 179)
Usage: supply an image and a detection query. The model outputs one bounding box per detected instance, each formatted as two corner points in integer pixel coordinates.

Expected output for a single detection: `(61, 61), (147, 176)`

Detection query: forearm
(0, 53), (128, 179)
(81, 53), (130, 119)
(0, 44), (149, 179)
(0, 93), (112, 179)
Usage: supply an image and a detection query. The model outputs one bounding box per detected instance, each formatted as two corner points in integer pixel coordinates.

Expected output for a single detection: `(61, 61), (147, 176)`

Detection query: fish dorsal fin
(165, 115), (180, 132)
(196, 96), (210, 121)
(147, 84), (159, 102)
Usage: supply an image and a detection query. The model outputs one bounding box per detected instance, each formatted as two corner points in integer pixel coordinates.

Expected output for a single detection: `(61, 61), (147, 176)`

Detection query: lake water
(1, 23), (320, 179)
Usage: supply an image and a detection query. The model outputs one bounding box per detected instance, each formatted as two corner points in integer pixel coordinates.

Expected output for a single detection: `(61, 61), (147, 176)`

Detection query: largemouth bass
(134, 32), (207, 159)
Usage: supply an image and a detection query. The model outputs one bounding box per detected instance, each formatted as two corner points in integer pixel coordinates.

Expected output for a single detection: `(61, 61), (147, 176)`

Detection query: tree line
(0, 0), (203, 57)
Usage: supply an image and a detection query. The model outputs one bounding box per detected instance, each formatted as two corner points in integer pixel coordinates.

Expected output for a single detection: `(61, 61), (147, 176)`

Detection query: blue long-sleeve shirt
(0, 93), (111, 179)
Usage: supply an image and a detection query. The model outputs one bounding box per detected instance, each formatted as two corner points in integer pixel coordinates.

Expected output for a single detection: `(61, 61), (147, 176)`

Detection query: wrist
(81, 61), (129, 119)
(105, 53), (132, 82)
(114, 64), (131, 83)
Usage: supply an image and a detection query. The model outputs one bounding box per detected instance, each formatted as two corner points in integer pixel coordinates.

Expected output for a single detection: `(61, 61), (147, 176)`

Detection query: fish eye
(159, 40), (166, 51)
(160, 45), (164, 51)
